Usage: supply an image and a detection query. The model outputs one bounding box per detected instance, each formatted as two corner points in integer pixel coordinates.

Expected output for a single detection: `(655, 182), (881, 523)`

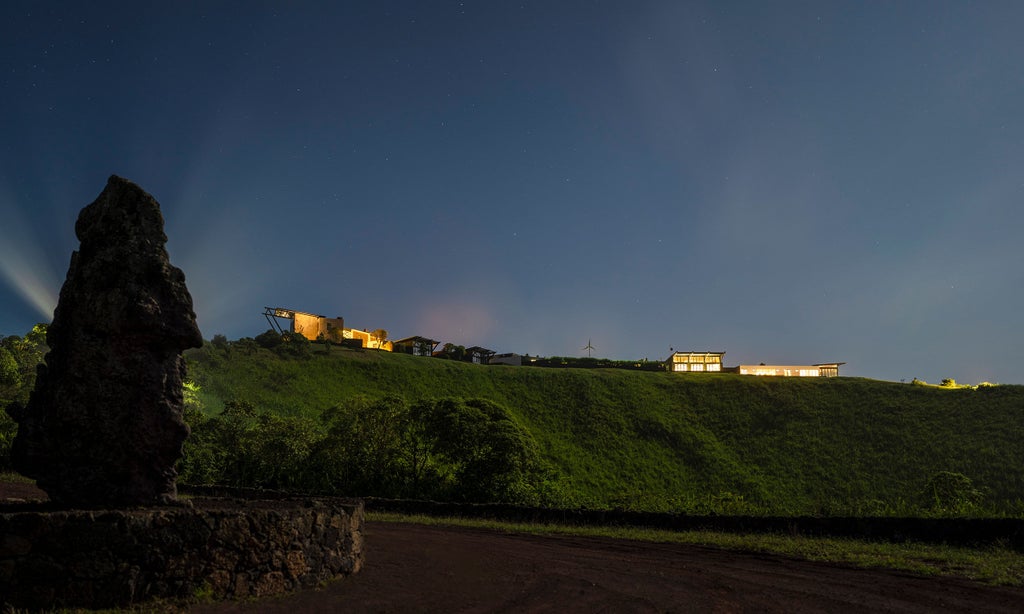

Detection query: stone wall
(0, 496), (363, 610)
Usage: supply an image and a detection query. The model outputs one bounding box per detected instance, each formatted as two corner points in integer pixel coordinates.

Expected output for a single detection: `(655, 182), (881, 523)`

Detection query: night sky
(2, 2), (1023, 384)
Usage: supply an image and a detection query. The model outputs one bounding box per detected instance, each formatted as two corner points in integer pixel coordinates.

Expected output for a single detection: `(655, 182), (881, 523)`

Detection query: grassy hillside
(185, 343), (1024, 515)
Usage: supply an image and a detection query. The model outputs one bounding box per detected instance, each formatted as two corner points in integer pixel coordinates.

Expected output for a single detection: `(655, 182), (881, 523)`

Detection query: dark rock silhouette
(7, 175), (203, 507)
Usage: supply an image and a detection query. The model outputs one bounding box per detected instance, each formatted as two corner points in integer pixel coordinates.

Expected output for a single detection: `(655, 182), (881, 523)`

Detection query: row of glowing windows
(672, 355), (722, 364)
(741, 368), (820, 377)
(672, 363), (722, 372)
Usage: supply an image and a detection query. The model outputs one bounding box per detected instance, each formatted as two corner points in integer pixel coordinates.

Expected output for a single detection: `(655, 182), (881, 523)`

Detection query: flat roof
(264, 307), (325, 319)
(393, 335), (440, 345)
(738, 364), (831, 370)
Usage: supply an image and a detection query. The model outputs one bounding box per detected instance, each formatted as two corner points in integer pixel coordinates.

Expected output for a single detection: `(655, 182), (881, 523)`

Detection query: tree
(326, 323), (345, 344)
(0, 349), (19, 469)
(278, 331), (311, 357)
(0, 324), (49, 470)
(306, 395), (545, 502)
(233, 337), (258, 355)
(248, 413), (320, 490)
(0, 324), (48, 407)
(18, 323), (48, 355)
(307, 395), (416, 497)
(439, 343), (465, 361)
(410, 397), (542, 502)
(0, 347), (20, 390)
(211, 334), (230, 352)
(371, 329), (388, 349)
(190, 400), (260, 486)
(254, 329), (283, 349)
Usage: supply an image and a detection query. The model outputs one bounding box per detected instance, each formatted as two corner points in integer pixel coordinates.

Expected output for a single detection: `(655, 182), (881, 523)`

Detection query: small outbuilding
(465, 346), (496, 365)
(393, 336), (440, 356)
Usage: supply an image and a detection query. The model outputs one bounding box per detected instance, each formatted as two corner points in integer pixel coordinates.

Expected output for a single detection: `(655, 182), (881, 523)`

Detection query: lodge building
(667, 351), (844, 377)
(668, 351), (725, 373)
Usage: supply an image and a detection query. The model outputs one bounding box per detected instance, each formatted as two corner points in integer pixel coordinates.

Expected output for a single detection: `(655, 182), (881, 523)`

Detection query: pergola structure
(393, 335), (440, 356)
(465, 346), (496, 364)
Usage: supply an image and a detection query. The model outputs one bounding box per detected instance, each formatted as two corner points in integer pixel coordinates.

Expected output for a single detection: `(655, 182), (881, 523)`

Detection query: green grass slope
(186, 344), (1024, 514)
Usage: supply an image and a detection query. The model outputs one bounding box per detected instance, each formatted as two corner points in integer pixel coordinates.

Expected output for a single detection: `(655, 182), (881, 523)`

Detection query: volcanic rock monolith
(7, 175), (203, 507)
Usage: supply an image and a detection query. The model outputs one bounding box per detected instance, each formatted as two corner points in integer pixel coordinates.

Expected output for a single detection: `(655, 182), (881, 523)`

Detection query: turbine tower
(582, 339), (596, 357)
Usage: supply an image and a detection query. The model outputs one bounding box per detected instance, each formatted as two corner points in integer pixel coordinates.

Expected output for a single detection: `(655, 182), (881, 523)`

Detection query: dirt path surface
(5, 483), (1023, 612)
(191, 522), (1024, 613)
(0, 480), (48, 503)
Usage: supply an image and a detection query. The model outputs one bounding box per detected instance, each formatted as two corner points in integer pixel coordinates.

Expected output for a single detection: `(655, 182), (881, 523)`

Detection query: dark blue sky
(2, 1), (1022, 383)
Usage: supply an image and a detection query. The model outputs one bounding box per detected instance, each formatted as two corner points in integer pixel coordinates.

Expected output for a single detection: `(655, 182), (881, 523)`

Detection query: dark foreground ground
(194, 522), (1024, 613)
(5, 481), (1024, 613)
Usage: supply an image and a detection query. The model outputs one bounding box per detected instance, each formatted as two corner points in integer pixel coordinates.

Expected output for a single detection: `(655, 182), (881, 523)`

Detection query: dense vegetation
(0, 325), (48, 470)
(178, 335), (1024, 516)
(3, 327), (1023, 516)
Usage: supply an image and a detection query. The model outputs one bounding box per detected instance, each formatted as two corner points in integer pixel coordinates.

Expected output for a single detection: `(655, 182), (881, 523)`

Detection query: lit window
(691, 364), (705, 372)
(674, 363), (688, 372)
(707, 363), (720, 372)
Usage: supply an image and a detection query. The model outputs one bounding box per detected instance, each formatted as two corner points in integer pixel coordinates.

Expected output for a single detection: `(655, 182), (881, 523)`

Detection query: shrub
(277, 331), (311, 357)
(211, 334), (230, 352)
(920, 471), (984, 515)
(254, 329), (283, 349)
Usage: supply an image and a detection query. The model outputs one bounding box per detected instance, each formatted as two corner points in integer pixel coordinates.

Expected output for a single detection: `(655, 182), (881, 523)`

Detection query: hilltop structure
(264, 307), (344, 341)
(666, 351), (844, 377)
(263, 307), (391, 350)
(736, 363), (845, 377)
(667, 351), (726, 373)
(393, 335), (440, 356)
(259, 307), (845, 376)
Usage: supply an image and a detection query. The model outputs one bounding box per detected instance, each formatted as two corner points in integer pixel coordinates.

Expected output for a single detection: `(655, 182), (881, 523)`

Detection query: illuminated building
(737, 362), (845, 377)
(665, 348), (845, 377)
(340, 327), (393, 351)
(666, 351), (725, 373)
(263, 307), (343, 341)
(263, 306), (391, 350)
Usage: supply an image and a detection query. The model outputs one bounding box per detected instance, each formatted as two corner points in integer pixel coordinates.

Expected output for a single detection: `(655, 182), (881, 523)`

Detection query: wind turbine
(582, 339), (596, 357)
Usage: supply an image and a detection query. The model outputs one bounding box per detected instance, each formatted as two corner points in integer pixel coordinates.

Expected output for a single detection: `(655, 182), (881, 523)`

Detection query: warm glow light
(739, 366), (823, 377)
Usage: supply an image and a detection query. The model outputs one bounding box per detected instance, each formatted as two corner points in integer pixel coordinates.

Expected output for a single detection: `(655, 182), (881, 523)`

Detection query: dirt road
(194, 522), (1024, 613)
